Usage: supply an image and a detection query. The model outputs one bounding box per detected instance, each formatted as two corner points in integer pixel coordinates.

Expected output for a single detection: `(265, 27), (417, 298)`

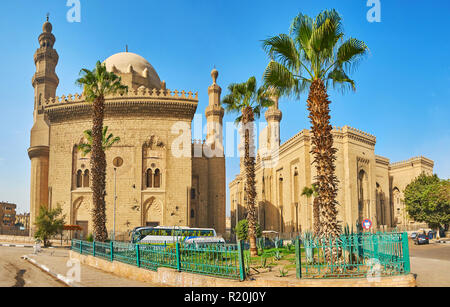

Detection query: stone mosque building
(28, 19), (226, 237)
(229, 88), (434, 233)
(28, 18), (433, 239)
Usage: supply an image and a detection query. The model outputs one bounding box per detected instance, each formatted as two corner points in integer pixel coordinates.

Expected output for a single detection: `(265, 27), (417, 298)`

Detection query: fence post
(237, 240), (246, 281)
(110, 241), (114, 262)
(176, 242), (181, 272)
(93, 241), (96, 257)
(401, 232), (410, 274)
(295, 237), (302, 279)
(136, 244), (140, 268)
(373, 234), (379, 260)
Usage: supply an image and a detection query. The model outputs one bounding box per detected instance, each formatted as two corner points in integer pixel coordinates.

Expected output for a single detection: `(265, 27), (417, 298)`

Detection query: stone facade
(229, 98), (434, 233)
(28, 20), (226, 237)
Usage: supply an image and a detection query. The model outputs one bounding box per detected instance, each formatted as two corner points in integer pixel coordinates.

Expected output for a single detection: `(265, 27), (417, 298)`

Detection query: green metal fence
(295, 232), (410, 279)
(72, 231), (410, 281)
(71, 240), (245, 280)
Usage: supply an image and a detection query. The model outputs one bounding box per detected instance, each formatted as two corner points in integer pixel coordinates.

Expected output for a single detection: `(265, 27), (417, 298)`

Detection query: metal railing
(71, 240), (246, 280)
(72, 231), (411, 281)
(295, 232), (410, 279)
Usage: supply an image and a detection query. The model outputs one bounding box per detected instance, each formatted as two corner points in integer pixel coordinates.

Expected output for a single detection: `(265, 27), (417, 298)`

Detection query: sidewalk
(22, 248), (161, 287)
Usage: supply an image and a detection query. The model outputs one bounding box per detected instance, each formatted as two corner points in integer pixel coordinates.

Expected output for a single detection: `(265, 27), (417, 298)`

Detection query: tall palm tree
(78, 126), (121, 156)
(301, 184), (320, 236)
(76, 61), (128, 242)
(262, 10), (369, 238)
(222, 76), (273, 256)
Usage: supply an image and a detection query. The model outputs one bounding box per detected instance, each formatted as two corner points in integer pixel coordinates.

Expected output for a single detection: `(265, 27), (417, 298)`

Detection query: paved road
(409, 242), (450, 287)
(0, 247), (65, 287)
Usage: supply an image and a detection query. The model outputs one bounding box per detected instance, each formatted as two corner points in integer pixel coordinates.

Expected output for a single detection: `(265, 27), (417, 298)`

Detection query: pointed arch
(142, 197), (163, 226)
(146, 169), (153, 188)
(83, 170), (90, 188)
(76, 170), (83, 188)
(154, 169), (161, 188)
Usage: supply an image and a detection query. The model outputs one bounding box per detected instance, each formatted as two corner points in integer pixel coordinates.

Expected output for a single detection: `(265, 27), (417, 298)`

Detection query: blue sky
(0, 0), (449, 214)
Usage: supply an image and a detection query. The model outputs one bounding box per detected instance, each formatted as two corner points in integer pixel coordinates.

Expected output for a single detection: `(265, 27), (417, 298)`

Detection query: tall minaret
(205, 68), (224, 155)
(205, 68), (226, 234)
(264, 89), (282, 150)
(28, 17), (59, 234)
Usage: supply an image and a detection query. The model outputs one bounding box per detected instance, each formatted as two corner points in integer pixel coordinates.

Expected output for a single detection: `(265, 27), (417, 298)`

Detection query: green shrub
(34, 206), (65, 247)
(234, 219), (262, 241)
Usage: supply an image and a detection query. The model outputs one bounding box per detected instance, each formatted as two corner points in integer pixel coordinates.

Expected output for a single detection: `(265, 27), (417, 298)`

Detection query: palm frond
(262, 34), (301, 73)
(326, 67), (356, 92)
(263, 61), (307, 98)
(337, 38), (369, 74)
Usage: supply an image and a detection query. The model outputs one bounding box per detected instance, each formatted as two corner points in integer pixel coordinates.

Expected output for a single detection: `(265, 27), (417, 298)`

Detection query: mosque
(28, 18), (432, 239)
(28, 19), (226, 237)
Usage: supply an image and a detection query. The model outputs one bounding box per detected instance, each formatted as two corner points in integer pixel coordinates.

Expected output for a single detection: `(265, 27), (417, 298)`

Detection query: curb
(0, 243), (71, 249)
(0, 243), (34, 248)
(436, 240), (450, 244)
(21, 255), (82, 287)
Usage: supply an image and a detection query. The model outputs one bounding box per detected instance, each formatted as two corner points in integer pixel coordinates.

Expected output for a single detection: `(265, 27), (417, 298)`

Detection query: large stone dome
(103, 52), (161, 89)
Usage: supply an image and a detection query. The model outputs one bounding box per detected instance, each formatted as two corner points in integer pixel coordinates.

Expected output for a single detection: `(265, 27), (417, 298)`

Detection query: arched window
(190, 209), (195, 219)
(38, 94), (42, 106)
(154, 169), (161, 188)
(146, 169), (153, 188)
(83, 170), (90, 188)
(76, 170), (83, 188)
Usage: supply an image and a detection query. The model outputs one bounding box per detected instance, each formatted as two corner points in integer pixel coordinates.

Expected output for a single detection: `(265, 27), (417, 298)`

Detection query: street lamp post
(112, 157), (123, 242)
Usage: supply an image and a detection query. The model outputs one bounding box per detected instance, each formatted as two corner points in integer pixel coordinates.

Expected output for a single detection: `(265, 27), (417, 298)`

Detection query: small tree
(77, 126), (121, 156)
(301, 184), (320, 236)
(34, 206), (65, 247)
(235, 219), (262, 241)
(404, 174), (450, 232)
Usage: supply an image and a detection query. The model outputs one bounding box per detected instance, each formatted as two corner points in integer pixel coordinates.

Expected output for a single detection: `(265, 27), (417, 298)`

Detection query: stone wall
(70, 251), (416, 287)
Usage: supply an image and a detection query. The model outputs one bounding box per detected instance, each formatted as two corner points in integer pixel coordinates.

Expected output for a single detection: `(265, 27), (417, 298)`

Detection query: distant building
(0, 202), (17, 230)
(225, 217), (231, 232)
(15, 213), (30, 230)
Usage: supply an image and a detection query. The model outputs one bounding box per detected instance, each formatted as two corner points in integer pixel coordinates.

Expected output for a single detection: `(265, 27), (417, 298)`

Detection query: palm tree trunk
(307, 79), (340, 239)
(313, 197), (321, 236)
(91, 96), (108, 242)
(243, 107), (258, 257)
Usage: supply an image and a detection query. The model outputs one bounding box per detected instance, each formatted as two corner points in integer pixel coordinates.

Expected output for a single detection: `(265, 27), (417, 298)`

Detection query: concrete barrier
(70, 251), (416, 287)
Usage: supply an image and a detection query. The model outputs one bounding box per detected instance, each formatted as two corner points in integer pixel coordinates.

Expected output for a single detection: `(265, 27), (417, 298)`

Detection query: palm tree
(222, 76), (273, 256)
(76, 61), (128, 242)
(262, 10), (368, 238)
(301, 184), (320, 236)
(78, 126), (121, 156)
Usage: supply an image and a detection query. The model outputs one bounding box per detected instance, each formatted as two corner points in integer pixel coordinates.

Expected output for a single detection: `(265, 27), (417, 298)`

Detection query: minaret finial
(126, 44), (128, 53)
(211, 67), (219, 84)
(46, 13), (50, 22)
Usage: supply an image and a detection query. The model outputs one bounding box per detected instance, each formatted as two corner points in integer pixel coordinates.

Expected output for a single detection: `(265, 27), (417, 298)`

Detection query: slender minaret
(28, 17), (59, 234)
(205, 68), (224, 155)
(265, 89), (282, 150)
(205, 68), (226, 234)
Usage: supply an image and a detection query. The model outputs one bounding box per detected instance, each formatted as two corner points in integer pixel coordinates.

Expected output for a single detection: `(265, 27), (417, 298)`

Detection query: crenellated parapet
(389, 156), (434, 170)
(43, 88), (199, 106)
(43, 87), (199, 123)
(332, 125), (377, 146)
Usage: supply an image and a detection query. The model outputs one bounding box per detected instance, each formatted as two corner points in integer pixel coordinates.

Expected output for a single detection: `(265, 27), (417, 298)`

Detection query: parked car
(414, 234), (429, 245)
(410, 232), (418, 240)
